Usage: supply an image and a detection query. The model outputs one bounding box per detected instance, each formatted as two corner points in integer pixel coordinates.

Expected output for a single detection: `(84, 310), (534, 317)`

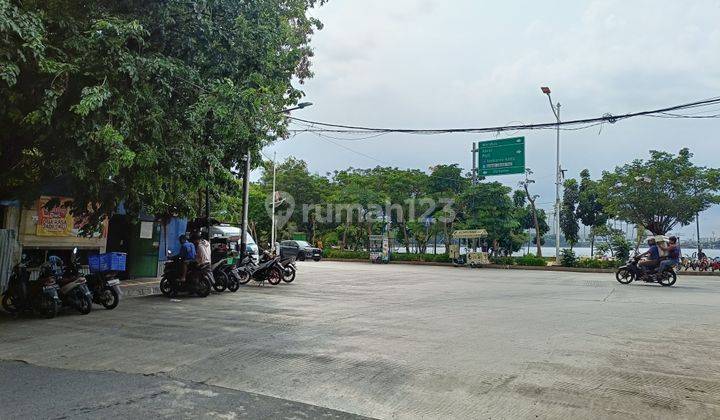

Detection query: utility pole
(204, 111), (213, 240)
(270, 152), (277, 254)
(696, 212), (701, 254)
(237, 102), (313, 260)
(541, 86), (562, 263)
(239, 152), (251, 260)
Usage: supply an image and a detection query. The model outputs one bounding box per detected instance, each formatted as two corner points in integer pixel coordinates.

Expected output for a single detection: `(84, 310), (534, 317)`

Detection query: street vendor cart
(369, 234), (391, 264)
(449, 229), (489, 267)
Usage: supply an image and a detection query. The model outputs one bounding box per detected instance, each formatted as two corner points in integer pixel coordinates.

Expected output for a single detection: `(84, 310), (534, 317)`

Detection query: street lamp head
(297, 102), (313, 109)
(541, 86), (551, 95)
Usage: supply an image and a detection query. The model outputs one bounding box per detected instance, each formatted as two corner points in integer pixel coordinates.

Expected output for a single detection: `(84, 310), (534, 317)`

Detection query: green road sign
(477, 137), (525, 176)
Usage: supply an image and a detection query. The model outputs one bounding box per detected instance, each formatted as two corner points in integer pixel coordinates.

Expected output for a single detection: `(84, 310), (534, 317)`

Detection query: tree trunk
(402, 224), (410, 254)
(524, 184), (542, 257)
(342, 219), (349, 250)
(443, 221), (449, 254)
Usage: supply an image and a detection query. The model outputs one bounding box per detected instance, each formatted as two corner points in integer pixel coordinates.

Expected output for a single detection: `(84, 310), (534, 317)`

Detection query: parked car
(210, 224), (259, 262)
(280, 240), (322, 261)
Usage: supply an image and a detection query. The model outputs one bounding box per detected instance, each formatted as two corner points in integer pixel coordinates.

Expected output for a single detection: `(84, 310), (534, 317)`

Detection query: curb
(323, 258), (720, 276)
(120, 282), (161, 298)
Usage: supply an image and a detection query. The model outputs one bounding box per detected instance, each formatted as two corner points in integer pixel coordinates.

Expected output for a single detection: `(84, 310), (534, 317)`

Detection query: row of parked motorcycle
(159, 249), (298, 298)
(2, 249), (121, 319)
(679, 256), (720, 272)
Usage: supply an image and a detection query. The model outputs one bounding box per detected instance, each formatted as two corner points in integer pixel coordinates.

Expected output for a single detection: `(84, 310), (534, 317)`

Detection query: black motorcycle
(160, 255), (213, 297)
(236, 251), (283, 286)
(57, 249), (94, 314)
(220, 258), (241, 292)
(616, 255), (677, 287)
(210, 258), (229, 292)
(85, 271), (121, 310)
(2, 260), (60, 318)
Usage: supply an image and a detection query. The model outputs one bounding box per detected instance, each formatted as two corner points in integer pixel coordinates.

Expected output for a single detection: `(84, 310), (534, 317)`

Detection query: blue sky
(262, 0), (720, 240)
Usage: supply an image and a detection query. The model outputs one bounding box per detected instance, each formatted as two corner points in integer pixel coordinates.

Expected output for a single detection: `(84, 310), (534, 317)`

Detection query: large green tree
(459, 182), (524, 255)
(560, 178), (580, 248)
(1, 0), (325, 228)
(576, 169), (608, 255)
(597, 149), (720, 235)
(428, 164), (469, 253)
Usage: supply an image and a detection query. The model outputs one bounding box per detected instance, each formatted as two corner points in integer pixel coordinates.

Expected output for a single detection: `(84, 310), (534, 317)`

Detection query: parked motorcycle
(160, 254), (213, 298)
(615, 255), (677, 287)
(57, 248), (94, 314)
(280, 257), (297, 283)
(1, 258), (60, 318)
(711, 258), (720, 272)
(85, 271), (121, 310)
(220, 255), (241, 292)
(210, 258), (229, 292)
(236, 251), (283, 286)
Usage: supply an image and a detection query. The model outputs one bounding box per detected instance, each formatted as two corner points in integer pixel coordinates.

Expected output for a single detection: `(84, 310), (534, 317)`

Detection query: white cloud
(271, 0), (720, 233)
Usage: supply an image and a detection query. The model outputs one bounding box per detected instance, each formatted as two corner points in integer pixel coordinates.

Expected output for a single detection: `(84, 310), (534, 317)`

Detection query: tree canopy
(596, 148), (720, 235)
(1, 0), (325, 228)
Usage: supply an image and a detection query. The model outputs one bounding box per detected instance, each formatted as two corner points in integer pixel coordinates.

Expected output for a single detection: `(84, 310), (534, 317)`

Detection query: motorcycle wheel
(77, 294), (92, 315)
(659, 270), (677, 287)
(2, 294), (19, 314)
(615, 268), (633, 284)
(237, 270), (251, 285)
(38, 296), (59, 319)
(267, 267), (282, 285)
(195, 277), (212, 298)
(212, 271), (228, 292)
(100, 287), (119, 310)
(282, 268), (296, 283)
(160, 277), (174, 297)
(227, 276), (240, 292)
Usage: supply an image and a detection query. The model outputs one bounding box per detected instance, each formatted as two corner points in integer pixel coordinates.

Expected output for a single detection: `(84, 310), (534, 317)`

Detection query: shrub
(490, 256), (515, 265)
(515, 254), (547, 267)
(323, 249), (370, 260)
(390, 253), (451, 263)
(323, 250), (451, 263)
(611, 235), (631, 261)
(560, 249), (577, 267)
(576, 258), (621, 269)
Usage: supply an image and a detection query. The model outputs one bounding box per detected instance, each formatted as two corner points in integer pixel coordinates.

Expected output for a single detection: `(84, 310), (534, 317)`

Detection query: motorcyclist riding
(658, 236), (681, 274)
(638, 238), (660, 273)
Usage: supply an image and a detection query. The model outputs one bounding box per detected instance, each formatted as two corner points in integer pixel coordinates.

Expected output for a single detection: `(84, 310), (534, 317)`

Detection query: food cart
(369, 234), (391, 264)
(449, 229), (489, 267)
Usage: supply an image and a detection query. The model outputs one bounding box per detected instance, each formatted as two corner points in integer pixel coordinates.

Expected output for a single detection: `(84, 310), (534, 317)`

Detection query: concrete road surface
(1, 262), (719, 419)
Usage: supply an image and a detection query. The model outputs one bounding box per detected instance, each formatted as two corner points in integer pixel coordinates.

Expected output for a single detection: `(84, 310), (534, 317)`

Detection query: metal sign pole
(472, 142), (477, 185)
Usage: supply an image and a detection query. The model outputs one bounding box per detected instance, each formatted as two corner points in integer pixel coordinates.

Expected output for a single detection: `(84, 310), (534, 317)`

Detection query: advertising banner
(36, 196), (74, 236)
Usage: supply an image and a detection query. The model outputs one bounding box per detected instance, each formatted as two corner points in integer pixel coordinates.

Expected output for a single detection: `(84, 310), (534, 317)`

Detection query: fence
(0, 229), (17, 292)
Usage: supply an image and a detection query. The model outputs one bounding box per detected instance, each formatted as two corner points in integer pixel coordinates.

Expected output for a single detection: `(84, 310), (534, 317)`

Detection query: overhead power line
(287, 95), (720, 135)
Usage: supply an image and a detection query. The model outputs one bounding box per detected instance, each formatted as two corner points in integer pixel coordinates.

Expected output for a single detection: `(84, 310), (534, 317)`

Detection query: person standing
(178, 235), (196, 282)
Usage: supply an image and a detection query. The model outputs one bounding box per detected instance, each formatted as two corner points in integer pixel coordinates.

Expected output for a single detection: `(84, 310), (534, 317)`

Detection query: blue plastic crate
(88, 252), (127, 273)
(88, 254), (102, 273)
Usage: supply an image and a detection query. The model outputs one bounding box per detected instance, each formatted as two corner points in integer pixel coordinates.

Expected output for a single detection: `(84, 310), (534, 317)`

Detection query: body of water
(393, 245), (720, 259)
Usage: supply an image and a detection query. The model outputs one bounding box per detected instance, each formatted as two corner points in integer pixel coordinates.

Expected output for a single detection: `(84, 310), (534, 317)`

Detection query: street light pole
(541, 86), (562, 264)
(270, 152), (277, 254)
(696, 212), (701, 254)
(238, 102), (313, 260)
